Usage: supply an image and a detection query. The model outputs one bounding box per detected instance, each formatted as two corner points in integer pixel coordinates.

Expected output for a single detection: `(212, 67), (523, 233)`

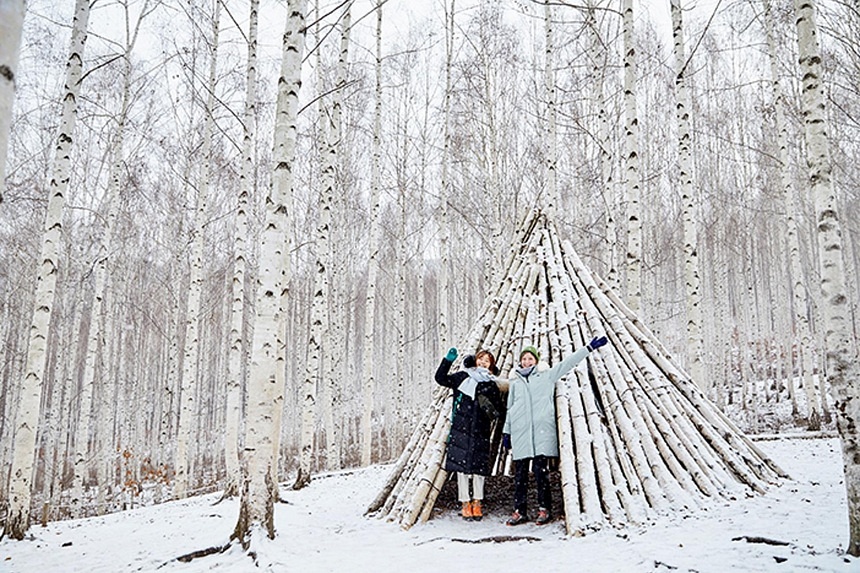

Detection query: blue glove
(445, 347), (458, 362)
(502, 434), (511, 450)
(588, 336), (608, 352)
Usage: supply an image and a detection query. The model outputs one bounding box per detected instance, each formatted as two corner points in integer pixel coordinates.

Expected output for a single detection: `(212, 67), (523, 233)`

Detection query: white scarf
(457, 367), (490, 399)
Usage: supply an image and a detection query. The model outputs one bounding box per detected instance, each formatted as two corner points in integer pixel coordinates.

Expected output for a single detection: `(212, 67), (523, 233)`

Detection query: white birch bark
(438, 0), (454, 351)
(795, 0), (860, 555)
(174, 1), (220, 500)
(586, 5), (616, 289)
(360, 0), (383, 468)
(71, 0), (152, 516)
(714, 228), (729, 408)
(762, 0), (820, 428)
(741, 241), (758, 428)
(544, 0), (558, 217)
(232, 0), (307, 547)
(158, 249), (185, 502)
(325, 267), (345, 471)
(324, 5), (350, 472)
(395, 189), (408, 448)
(223, 0), (259, 500)
(42, 291), (71, 523)
(293, 2), (348, 490)
(622, 0), (642, 314)
(3, 0), (90, 540)
(670, 0), (705, 389)
(269, 0), (303, 490)
(97, 319), (119, 515)
(311, 0), (328, 479)
(0, 0), (25, 202)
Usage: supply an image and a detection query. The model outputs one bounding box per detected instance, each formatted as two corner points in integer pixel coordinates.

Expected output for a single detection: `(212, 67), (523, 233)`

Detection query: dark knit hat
(520, 345), (540, 362)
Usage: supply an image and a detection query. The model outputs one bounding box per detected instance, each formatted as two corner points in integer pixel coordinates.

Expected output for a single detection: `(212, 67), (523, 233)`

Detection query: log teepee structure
(367, 210), (787, 536)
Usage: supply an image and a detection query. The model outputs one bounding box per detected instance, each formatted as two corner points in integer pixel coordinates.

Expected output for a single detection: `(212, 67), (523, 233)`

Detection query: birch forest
(0, 0), (858, 554)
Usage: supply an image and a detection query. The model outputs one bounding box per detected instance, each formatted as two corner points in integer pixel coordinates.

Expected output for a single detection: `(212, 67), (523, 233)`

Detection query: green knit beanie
(520, 346), (540, 362)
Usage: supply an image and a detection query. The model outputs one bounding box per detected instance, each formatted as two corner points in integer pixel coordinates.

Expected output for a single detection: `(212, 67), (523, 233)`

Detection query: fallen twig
(732, 535), (790, 546)
(416, 535), (541, 545)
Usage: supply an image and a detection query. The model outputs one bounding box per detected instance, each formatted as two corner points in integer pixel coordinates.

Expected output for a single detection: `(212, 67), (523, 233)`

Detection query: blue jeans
(513, 455), (551, 514)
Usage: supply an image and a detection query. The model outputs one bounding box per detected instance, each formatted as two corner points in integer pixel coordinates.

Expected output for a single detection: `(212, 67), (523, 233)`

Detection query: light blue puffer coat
(503, 346), (591, 460)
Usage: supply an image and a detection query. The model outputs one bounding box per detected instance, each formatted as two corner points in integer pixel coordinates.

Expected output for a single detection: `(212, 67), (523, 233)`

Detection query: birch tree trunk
(222, 0), (259, 500)
(324, 5), (350, 472)
(762, 0), (820, 428)
(174, 0), (220, 500)
(0, 0), (25, 202)
(394, 182), (408, 450)
(295, 2), (350, 489)
(794, 0), (860, 556)
(324, 264), (344, 471)
(315, 1), (332, 474)
(3, 0), (90, 540)
(71, 0), (152, 516)
(544, 0), (558, 217)
(670, 0), (705, 389)
(97, 310), (121, 515)
(41, 289), (70, 523)
(622, 0), (642, 314)
(157, 244), (185, 503)
(437, 0), (454, 352)
(586, 4), (616, 288)
(360, 0), (383, 468)
(232, 0), (307, 547)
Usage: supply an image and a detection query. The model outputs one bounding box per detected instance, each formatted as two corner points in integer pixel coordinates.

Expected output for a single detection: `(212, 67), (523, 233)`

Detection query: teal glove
(445, 347), (458, 362)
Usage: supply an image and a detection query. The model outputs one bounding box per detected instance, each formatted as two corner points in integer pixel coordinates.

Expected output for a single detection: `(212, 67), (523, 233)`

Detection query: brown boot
(461, 501), (473, 520)
(471, 500), (483, 521)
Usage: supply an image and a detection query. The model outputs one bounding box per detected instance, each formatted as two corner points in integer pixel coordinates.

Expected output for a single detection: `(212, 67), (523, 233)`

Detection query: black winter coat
(435, 357), (505, 475)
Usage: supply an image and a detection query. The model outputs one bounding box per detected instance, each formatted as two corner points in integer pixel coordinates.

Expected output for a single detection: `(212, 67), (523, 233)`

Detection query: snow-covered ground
(1, 436), (855, 573)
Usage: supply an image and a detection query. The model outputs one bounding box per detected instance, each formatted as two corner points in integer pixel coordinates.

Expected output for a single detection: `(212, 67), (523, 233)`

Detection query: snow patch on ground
(1, 437), (856, 573)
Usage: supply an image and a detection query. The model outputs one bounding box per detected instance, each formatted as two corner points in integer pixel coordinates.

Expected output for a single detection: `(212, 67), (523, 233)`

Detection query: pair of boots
(506, 507), (551, 526)
(460, 500), (483, 521)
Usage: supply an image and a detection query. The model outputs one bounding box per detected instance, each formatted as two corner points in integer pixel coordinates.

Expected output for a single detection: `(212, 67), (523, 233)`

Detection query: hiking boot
(471, 500), (483, 521)
(506, 510), (528, 526)
(535, 507), (551, 525)
(461, 501), (473, 520)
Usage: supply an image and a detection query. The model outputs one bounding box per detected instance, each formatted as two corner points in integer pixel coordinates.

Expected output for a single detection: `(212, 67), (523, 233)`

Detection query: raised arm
(435, 347), (464, 389)
(546, 336), (609, 381)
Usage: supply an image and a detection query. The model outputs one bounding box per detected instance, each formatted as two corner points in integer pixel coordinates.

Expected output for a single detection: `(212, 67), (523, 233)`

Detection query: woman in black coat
(435, 347), (504, 521)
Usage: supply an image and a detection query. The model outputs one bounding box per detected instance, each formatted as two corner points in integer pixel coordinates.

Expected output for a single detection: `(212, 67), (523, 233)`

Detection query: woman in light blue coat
(503, 337), (608, 525)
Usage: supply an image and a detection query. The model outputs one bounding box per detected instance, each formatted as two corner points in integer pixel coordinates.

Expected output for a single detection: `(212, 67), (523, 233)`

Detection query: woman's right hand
(445, 347), (458, 362)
